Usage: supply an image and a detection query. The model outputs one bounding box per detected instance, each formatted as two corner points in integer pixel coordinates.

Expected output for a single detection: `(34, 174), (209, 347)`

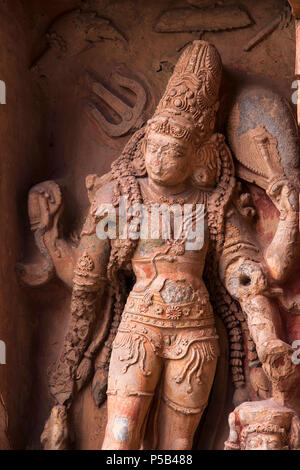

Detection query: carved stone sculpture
(2, 0), (300, 452)
(224, 399), (300, 450)
(22, 39), (300, 450)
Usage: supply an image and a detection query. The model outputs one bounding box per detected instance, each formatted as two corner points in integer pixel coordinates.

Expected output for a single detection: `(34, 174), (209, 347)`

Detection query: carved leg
(102, 395), (153, 450)
(157, 344), (218, 450)
(102, 327), (163, 450)
(157, 401), (203, 450)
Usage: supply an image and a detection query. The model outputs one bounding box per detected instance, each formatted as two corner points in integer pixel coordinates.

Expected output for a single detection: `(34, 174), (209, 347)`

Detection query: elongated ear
(191, 134), (222, 190)
(290, 415), (300, 449)
(195, 135), (219, 171)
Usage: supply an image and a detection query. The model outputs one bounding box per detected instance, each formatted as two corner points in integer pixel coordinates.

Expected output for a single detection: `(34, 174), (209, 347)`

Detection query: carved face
(144, 131), (195, 186)
(245, 432), (285, 450)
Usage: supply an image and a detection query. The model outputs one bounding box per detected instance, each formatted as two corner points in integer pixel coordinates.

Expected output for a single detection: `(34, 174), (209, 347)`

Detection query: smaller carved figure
(224, 399), (300, 450)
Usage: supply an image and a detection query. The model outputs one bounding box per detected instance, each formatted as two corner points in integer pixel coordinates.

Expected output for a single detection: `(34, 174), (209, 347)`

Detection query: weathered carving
(87, 72), (147, 137)
(228, 86), (300, 193)
(32, 10), (125, 72)
(154, 5), (252, 34)
(225, 85), (300, 409)
(243, 3), (292, 52)
(225, 399), (300, 450)
(25, 39), (299, 450)
(40, 405), (69, 451)
(17, 181), (77, 288)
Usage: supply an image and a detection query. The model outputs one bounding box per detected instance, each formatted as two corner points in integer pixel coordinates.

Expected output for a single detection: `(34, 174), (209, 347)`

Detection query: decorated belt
(121, 311), (215, 329)
(124, 291), (213, 323)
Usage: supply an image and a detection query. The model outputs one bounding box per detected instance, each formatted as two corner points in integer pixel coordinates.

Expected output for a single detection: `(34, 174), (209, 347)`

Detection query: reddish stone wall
(0, 0), (298, 449)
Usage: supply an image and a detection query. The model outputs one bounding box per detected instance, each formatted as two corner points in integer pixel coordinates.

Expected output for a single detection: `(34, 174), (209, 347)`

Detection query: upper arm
(219, 203), (264, 299)
(74, 180), (117, 284)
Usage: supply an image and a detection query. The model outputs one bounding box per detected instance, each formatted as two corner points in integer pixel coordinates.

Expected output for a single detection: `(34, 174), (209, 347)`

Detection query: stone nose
(152, 150), (163, 172)
(156, 148), (164, 161)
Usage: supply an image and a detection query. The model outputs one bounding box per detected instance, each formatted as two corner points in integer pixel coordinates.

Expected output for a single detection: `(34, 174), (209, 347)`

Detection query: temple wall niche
(0, 0), (298, 450)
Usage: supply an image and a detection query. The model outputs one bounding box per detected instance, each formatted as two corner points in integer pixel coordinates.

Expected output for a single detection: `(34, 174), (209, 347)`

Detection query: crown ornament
(147, 40), (222, 144)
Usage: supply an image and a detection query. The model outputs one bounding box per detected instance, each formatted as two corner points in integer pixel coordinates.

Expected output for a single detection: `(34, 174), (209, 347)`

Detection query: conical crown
(147, 40), (222, 143)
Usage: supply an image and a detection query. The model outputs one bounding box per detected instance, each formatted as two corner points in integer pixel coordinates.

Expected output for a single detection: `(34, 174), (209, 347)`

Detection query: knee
(102, 415), (139, 450)
(112, 416), (131, 443)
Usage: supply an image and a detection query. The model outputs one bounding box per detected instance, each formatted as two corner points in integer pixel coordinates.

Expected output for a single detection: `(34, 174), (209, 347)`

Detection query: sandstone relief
(0, 0), (299, 452)
(154, 4), (252, 34)
(87, 71), (147, 137)
(31, 9), (125, 73)
(21, 39), (300, 450)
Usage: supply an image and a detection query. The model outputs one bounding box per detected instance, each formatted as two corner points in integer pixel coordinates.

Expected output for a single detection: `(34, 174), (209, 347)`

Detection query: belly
(126, 250), (213, 328)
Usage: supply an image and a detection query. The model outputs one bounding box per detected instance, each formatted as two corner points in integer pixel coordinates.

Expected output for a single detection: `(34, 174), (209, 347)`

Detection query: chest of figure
(131, 216), (209, 293)
(133, 211), (209, 260)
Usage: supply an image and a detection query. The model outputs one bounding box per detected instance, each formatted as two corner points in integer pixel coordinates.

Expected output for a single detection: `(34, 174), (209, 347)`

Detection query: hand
(267, 179), (298, 218)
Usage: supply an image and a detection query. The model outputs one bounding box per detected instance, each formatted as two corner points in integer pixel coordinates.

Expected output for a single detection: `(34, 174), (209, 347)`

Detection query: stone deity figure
(225, 399), (300, 450)
(40, 40), (299, 450)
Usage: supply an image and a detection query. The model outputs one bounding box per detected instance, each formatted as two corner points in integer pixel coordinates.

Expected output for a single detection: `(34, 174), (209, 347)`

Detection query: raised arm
(218, 198), (274, 362)
(219, 192), (299, 399)
(264, 179), (299, 282)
